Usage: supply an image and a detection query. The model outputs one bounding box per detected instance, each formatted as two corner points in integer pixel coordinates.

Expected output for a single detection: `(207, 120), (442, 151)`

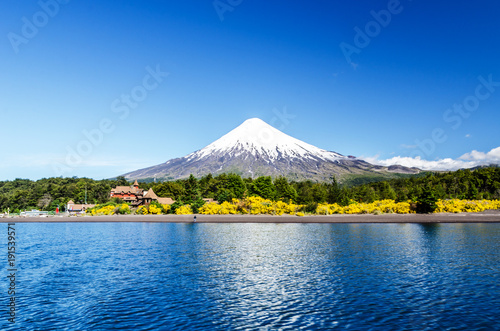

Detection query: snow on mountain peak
(190, 118), (344, 161)
(123, 117), (421, 181)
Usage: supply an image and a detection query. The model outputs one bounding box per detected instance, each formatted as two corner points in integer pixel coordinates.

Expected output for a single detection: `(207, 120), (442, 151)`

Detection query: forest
(1, 166), (499, 213)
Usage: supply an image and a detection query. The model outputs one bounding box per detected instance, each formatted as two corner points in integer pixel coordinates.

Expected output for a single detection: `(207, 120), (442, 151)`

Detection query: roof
(133, 180), (139, 187)
(157, 197), (175, 205)
(111, 186), (141, 194)
(203, 198), (218, 203)
(68, 203), (96, 211)
(142, 188), (158, 200)
(67, 200), (75, 204)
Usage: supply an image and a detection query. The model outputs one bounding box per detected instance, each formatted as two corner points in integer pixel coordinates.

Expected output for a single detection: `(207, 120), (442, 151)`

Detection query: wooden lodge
(110, 180), (175, 206)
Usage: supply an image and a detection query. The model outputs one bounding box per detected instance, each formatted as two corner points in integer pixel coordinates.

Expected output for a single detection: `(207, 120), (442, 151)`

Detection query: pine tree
(326, 176), (342, 204)
(416, 184), (438, 214)
(274, 176), (298, 202)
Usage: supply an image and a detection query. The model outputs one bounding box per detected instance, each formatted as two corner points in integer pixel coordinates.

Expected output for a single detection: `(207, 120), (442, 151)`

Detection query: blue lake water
(2, 222), (500, 330)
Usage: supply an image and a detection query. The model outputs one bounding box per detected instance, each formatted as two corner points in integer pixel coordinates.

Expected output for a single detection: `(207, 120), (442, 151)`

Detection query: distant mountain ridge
(123, 118), (420, 181)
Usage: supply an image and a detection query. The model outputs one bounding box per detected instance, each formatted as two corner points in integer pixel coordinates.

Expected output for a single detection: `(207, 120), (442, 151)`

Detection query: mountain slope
(123, 118), (420, 181)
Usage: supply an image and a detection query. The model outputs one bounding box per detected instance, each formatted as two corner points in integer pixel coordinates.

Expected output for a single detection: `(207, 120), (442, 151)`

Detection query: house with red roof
(110, 180), (174, 206)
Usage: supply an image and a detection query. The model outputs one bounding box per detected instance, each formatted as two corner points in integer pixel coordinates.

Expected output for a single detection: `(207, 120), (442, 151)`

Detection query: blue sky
(1, 0), (500, 180)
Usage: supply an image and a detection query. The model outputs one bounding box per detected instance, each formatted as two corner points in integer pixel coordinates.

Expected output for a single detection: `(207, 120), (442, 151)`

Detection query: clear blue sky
(1, 0), (499, 180)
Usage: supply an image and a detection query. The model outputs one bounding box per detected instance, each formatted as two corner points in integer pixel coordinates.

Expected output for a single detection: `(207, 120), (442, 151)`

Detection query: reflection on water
(2, 222), (499, 330)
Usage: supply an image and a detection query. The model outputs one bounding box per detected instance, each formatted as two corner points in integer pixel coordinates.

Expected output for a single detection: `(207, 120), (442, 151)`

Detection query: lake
(2, 222), (500, 330)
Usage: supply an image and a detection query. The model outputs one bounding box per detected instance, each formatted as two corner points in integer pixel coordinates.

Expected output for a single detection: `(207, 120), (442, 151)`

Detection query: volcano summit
(123, 118), (419, 181)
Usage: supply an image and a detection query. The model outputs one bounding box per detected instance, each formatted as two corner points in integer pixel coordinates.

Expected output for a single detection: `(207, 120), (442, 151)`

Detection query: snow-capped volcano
(123, 118), (419, 181)
(188, 118), (344, 162)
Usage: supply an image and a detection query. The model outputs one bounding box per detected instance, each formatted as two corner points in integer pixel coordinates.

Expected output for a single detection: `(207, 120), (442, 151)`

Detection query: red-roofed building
(110, 180), (142, 203)
(110, 180), (175, 206)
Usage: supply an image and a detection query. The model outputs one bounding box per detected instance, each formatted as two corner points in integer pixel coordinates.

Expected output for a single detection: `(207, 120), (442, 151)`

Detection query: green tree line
(1, 167), (499, 213)
(0, 177), (129, 213)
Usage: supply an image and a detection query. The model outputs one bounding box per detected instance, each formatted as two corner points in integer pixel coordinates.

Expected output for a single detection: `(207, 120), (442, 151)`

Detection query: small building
(139, 188), (158, 205)
(67, 200), (96, 213)
(202, 198), (218, 204)
(20, 210), (49, 217)
(157, 197), (176, 205)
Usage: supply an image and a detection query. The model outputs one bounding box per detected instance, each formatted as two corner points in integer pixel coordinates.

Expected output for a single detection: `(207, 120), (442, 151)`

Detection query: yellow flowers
(88, 203), (130, 215)
(137, 204), (162, 215)
(435, 199), (500, 213)
(199, 197), (300, 215)
(136, 203), (171, 215)
(136, 205), (148, 215)
(317, 199), (413, 215)
(87, 198), (500, 216)
(162, 204), (171, 213)
(198, 198), (413, 216)
(198, 198), (500, 215)
(198, 201), (238, 214)
(149, 204), (162, 215)
(89, 205), (115, 215)
(175, 205), (193, 215)
(117, 204), (131, 215)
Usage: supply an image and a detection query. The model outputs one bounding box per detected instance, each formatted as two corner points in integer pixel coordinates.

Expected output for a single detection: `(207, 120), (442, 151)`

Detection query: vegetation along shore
(1, 166), (499, 218)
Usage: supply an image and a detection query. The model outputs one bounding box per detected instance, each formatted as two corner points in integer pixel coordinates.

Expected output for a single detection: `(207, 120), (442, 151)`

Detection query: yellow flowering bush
(199, 201), (238, 214)
(315, 199), (500, 215)
(162, 204), (171, 214)
(199, 202), (221, 214)
(88, 205), (115, 216)
(249, 197), (273, 214)
(148, 204), (162, 215)
(136, 206), (148, 215)
(274, 200), (301, 215)
(87, 203), (132, 215)
(136, 203), (171, 215)
(316, 200), (413, 215)
(435, 199), (500, 213)
(246, 196), (301, 215)
(175, 205), (193, 215)
(221, 201), (239, 214)
(199, 197), (301, 215)
(116, 203), (131, 215)
(116, 199), (500, 216)
(316, 203), (343, 215)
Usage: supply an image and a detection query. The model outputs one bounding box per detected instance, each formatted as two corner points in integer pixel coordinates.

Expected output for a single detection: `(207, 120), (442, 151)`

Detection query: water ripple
(2, 222), (500, 330)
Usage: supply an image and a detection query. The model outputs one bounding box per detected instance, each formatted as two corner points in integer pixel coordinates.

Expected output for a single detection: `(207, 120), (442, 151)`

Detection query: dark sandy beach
(3, 210), (500, 223)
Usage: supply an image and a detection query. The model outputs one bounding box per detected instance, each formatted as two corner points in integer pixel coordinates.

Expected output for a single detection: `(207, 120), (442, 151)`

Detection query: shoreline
(2, 210), (500, 223)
